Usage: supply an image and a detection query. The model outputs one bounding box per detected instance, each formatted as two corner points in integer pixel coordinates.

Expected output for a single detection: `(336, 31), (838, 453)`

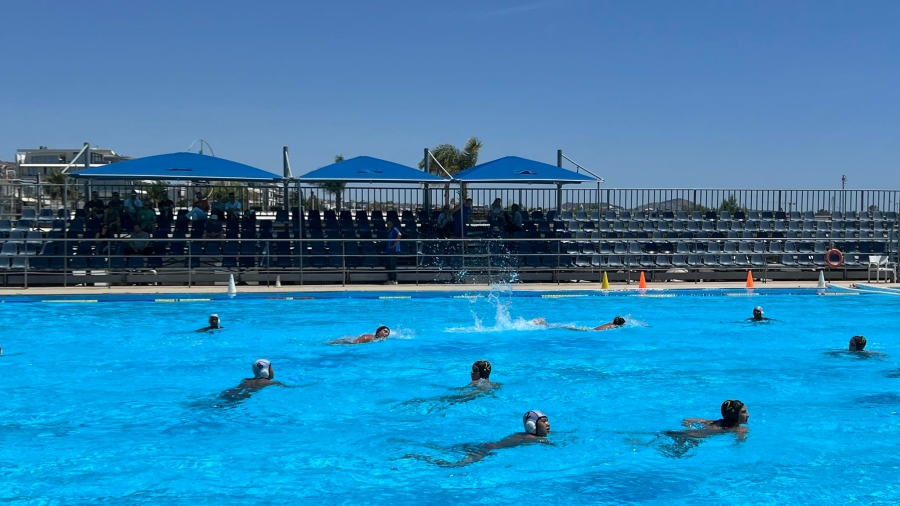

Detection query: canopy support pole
(283, 147), (291, 212)
(556, 183), (562, 216)
(422, 148), (431, 213)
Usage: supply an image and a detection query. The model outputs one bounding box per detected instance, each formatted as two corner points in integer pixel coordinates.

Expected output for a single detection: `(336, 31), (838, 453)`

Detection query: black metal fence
(1, 234), (897, 288)
(3, 183), (900, 219)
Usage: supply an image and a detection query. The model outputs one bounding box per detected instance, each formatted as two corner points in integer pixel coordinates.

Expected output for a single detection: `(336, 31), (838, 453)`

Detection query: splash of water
(447, 289), (539, 332)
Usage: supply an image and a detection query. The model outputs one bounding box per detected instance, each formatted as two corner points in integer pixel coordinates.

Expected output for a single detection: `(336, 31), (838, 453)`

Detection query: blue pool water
(2, 288), (899, 504)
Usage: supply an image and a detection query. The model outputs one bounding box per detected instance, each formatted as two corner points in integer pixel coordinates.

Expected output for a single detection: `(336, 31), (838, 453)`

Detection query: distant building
(0, 160), (16, 179)
(14, 146), (131, 179)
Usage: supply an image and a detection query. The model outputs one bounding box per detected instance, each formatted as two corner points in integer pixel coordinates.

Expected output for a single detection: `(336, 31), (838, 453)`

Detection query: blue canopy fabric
(300, 156), (445, 184)
(452, 156), (597, 184)
(69, 152), (281, 182)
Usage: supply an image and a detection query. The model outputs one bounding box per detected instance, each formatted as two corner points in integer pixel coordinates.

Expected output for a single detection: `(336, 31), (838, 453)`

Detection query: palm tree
(419, 137), (482, 176)
(419, 137), (482, 206)
(43, 170), (79, 202)
(316, 155), (346, 211)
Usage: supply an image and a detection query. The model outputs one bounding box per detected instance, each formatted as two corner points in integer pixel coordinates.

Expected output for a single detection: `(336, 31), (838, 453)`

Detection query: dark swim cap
(613, 316), (626, 326)
(472, 360), (492, 379)
(849, 335), (867, 351)
(720, 400), (745, 426)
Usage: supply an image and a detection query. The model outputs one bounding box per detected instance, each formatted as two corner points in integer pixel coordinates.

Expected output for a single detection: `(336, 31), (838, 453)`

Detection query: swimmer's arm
(734, 426), (748, 442)
(681, 418), (713, 428)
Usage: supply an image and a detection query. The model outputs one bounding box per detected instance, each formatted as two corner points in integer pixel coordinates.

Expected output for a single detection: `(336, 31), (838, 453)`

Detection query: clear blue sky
(1, 0), (897, 188)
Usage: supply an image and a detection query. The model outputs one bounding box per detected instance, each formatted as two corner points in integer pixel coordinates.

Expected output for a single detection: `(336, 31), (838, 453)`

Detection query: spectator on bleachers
(224, 192), (242, 220)
(488, 198), (504, 227)
(157, 192), (175, 222)
(436, 205), (454, 239)
(385, 220), (402, 285)
(102, 205), (122, 237)
(125, 224), (150, 255)
(204, 214), (224, 241)
(86, 191), (104, 219)
(108, 192), (124, 216)
(137, 201), (157, 234)
(192, 191), (210, 213)
(94, 224), (113, 254)
(124, 191), (142, 221)
(452, 198), (473, 237)
(212, 193), (226, 214)
(186, 202), (208, 222)
(504, 204), (523, 234)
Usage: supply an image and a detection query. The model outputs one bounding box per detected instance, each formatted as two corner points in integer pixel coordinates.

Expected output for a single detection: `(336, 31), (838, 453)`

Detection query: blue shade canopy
(452, 156), (598, 184)
(300, 156), (445, 184)
(69, 152), (282, 182)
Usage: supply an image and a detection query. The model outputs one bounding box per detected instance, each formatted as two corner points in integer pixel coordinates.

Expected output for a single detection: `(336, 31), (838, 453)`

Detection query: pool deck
(0, 280), (895, 296)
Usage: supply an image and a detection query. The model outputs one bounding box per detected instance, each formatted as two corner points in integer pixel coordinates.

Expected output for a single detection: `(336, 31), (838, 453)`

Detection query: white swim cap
(252, 359), (271, 379)
(210, 314), (219, 318)
(754, 306), (763, 312)
(523, 410), (547, 434)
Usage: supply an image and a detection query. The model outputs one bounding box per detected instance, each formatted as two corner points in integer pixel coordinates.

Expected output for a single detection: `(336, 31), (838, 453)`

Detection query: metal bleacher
(0, 203), (898, 287)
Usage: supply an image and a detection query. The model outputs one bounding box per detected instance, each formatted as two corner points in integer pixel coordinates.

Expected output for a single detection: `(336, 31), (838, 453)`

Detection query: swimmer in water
(826, 335), (885, 358)
(749, 306), (768, 322)
(220, 359), (284, 402)
(531, 316), (626, 331)
(844, 335), (886, 357)
(405, 410), (552, 467)
(399, 360), (499, 412)
(468, 360), (496, 388)
(674, 400), (750, 440)
(329, 326), (390, 345)
(594, 316), (627, 330)
(197, 314), (223, 332)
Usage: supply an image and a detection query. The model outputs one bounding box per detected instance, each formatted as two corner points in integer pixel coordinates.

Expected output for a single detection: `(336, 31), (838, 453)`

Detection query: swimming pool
(1, 288), (899, 504)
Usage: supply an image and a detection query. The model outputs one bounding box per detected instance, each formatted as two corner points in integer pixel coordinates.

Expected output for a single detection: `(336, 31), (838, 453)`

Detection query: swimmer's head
(849, 335), (867, 351)
(252, 359), (272, 379)
(613, 316), (626, 326)
(209, 314), (220, 325)
(752, 306), (764, 319)
(471, 360), (492, 381)
(375, 326), (390, 339)
(720, 399), (748, 427)
(523, 410), (550, 436)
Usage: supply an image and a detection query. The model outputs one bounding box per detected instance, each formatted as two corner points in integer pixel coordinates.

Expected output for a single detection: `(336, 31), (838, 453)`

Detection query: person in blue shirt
(385, 219), (402, 285)
(452, 198), (473, 237)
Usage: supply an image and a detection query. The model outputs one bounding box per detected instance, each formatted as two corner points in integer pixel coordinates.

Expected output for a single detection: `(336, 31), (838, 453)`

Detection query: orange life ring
(825, 249), (843, 268)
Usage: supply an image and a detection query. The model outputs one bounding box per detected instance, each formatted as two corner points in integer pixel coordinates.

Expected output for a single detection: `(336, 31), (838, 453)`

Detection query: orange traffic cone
(638, 271), (647, 289)
(746, 270), (755, 288)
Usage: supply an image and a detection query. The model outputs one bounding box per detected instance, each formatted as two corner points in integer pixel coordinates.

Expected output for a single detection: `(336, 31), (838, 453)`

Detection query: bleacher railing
(4, 182), (900, 220)
(1, 229), (897, 288)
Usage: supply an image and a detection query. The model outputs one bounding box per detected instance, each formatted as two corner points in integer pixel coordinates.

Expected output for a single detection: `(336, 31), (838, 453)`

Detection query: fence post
(188, 243), (192, 287)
